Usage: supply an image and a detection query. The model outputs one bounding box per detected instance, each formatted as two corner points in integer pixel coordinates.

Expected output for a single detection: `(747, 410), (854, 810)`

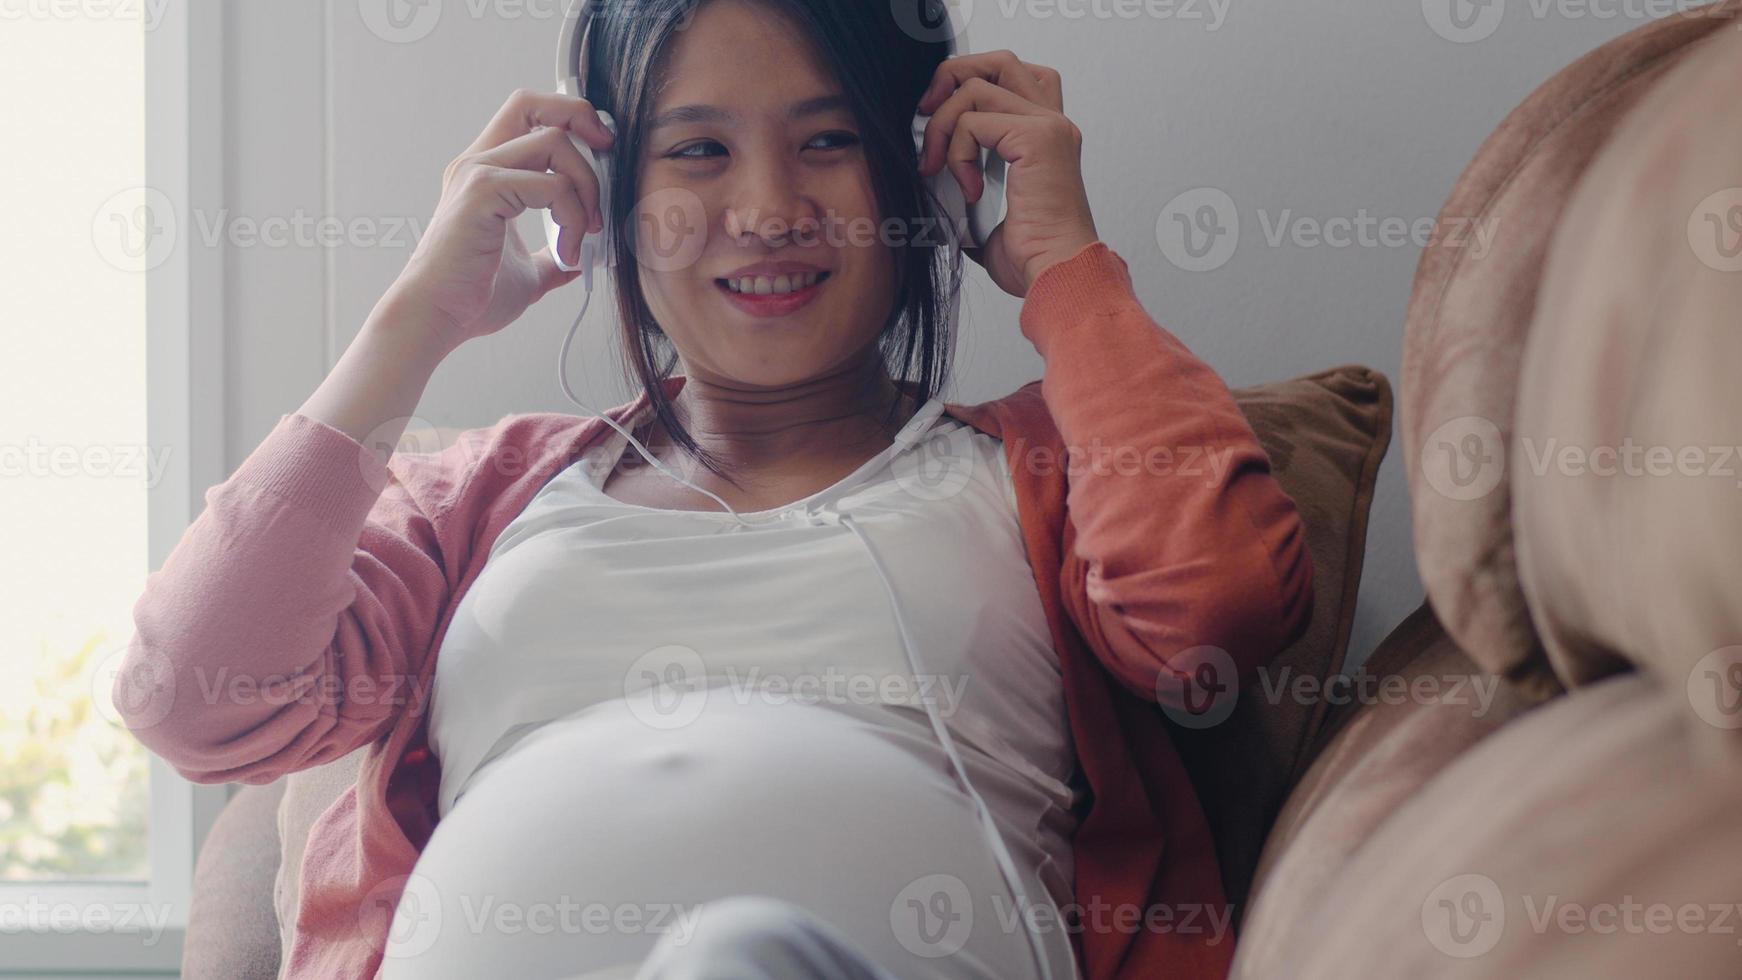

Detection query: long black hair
(585, 0), (964, 478)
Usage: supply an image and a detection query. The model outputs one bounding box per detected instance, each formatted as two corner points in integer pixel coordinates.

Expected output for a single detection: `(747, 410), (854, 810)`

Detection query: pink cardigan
(121, 241), (1313, 979)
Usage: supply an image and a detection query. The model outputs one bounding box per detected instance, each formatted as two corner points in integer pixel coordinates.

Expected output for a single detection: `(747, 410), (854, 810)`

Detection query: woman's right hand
(384, 89), (615, 353)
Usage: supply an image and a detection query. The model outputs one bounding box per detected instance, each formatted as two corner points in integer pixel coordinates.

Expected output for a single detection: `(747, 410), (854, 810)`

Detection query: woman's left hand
(916, 50), (1101, 298)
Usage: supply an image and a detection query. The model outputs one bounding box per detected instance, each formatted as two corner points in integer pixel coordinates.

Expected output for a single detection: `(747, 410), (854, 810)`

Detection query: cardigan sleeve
(115, 412), (475, 785)
(1017, 241), (1314, 714)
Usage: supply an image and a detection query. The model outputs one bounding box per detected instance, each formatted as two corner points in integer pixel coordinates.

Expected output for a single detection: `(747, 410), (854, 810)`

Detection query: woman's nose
(722, 166), (822, 245)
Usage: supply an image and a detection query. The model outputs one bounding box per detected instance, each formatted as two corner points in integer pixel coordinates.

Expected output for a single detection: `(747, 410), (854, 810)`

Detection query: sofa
(179, 6), (1742, 977)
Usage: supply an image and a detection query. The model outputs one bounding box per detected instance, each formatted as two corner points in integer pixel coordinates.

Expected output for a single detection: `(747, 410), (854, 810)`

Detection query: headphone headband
(556, 0), (594, 96)
(557, 0), (974, 98)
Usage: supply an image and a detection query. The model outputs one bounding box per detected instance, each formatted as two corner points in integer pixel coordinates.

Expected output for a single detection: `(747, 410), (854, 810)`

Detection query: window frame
(0, 2), (229, 973)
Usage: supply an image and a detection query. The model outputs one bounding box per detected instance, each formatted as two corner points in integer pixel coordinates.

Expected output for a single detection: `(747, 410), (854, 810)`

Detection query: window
(1, 6), (152, 891)
(0, 3), (226, 973)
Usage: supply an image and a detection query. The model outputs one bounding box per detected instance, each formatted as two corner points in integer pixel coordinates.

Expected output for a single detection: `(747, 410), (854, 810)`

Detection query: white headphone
(541, 0), (1008, 275)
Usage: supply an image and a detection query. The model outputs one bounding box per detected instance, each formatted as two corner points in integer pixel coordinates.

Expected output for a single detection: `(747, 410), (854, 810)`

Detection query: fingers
(917, 51), (1067, 176)
(917, 50), (1061, 116)
(942, 111), (1031, 203)
(463, 87), (614, 158)
(919, 77), (1043, 177)
(1030, 63), (1064, 110)
(448, 89), (614, 267)
(456, 165), (592, 264)
(468, 126), (605, 262)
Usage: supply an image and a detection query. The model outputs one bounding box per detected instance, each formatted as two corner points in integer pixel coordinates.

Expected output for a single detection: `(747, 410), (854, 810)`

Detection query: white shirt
(411, 397), (1082, 979)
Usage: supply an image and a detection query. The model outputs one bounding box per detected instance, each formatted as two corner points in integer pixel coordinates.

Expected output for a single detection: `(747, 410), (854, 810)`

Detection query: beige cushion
(1169, 364), (1394, 913)
(1234, 602), (1534, 977)
(1514, 22), (1742, 717)
(1399, 0), (1740, 700)
(1237, 672), (1742, 978)
(184, 781), (286, 980)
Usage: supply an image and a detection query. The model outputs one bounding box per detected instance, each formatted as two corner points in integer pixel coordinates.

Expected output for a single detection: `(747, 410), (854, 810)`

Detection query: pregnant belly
(379, 696), (1073, 980)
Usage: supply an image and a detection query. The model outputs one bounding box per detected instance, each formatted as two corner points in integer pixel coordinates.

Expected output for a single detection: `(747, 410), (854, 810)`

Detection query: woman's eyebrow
(648, 93), (849, 131)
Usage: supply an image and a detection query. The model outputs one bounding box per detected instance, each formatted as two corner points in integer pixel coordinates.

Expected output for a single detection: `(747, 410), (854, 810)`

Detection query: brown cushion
(1232, 671), (1742, 979)
(1234, 602), (1535, 977)
(1514, 23), (1742, 712)
(1399, 0), (1740, 700)
(1167, 364), (1393, 915)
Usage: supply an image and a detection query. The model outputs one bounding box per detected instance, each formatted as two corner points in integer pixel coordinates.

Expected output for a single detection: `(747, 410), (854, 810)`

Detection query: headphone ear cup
(912, 112), (1008, 250)
(914, 113), (971, 251)
(584, 111), (616, 271)
(969, 149), (1007, 246)
(546, 110), (616, 273)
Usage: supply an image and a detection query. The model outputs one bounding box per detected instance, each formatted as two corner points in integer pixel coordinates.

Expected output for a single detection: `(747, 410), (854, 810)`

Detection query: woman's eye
(668, 140), (725, 161)
(809, 131), (860, 151)
(665, 132), (858, 161)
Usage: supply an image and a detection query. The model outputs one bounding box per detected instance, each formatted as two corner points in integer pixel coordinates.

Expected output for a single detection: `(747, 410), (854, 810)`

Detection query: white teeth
(726, 272), (824, 295)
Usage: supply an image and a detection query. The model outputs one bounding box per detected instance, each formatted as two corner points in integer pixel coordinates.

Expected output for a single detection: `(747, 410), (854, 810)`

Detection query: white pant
(559, 896), (900, 980)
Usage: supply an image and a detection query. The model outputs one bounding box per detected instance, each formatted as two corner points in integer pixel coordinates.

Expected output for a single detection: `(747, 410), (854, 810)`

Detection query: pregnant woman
(117, 1), (1313, 978)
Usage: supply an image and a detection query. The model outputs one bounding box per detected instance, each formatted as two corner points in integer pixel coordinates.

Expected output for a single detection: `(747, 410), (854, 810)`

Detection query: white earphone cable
(555, 266), (785, 530)
(839, 511), (1059, 980)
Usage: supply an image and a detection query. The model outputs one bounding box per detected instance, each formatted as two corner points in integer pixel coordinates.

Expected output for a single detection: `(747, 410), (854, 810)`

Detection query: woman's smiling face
(630, 0), (898, 389)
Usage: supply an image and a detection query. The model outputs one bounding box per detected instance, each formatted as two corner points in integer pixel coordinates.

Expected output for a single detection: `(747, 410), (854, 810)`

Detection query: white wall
(221, 0), (1664, 664)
